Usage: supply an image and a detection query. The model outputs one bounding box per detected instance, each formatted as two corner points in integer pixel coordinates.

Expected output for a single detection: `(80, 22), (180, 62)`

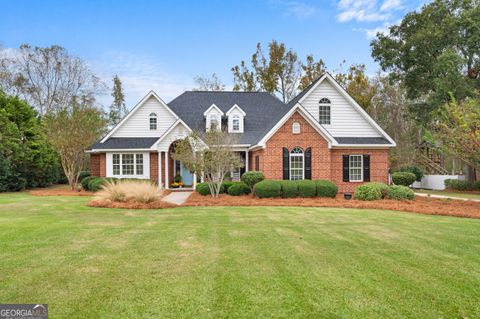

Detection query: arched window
(149, 113), (157, 130)
(319, 98), (331, 124)
(210, 114), (219, 131)
(290, 147), (304, 180)
(292, 121), (300, 134)
(232, 115), (240, 131)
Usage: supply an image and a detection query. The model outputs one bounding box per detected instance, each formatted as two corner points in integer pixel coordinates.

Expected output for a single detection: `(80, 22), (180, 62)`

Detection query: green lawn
(415, 188), (480, 200)
(1, 193), (480, 318)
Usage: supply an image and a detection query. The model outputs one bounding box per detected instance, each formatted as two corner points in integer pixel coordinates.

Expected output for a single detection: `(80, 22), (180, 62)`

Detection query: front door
(175, 160), (193, 186)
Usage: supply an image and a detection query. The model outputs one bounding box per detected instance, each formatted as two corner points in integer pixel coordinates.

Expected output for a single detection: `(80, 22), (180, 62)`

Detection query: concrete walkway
(415, 192), (480, 202)
(161, 191), (192, 205)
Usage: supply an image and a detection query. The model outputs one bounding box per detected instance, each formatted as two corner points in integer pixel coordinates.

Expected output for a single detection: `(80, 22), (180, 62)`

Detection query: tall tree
(232, 40), (302, 103)
(0, 44), (105, 115)
(299, 55), (326, 91)
(371, 0), (480, 123)
(336, 64), (377, 113)
(44, 103), (107, 190)
(193, 73), (225, 91)
(108, 75), (127, 127)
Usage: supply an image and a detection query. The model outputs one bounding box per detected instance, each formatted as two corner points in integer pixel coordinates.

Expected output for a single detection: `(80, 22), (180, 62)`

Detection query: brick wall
(330, 149), (389, 193)
(150, 152), (158, 182)
(255, 111), (390, 193)
(90, 153), (106, 177)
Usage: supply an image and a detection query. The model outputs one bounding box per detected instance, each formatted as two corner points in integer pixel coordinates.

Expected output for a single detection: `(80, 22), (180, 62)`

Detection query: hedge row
(354, 182), (415, 201)
(253, 179), (338, 198)
(444, 179), (480, 191)
(196, 181), (251, 196)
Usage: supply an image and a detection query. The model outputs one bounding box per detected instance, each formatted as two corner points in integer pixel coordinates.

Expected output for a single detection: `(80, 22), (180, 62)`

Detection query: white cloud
(92, 51), (193, 110)
(336, 0), (404, 22)
(268, 0), (316, 19)
(354, 22), (392, 39)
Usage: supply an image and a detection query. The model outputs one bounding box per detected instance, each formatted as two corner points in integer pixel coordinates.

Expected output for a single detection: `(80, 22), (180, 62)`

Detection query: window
(232, 115), (240, 132)
(210, 115), (219, 131)
(136, 154), (143, 175)
(149, 113), (157, 130)
(292, 121), (300, 134)
(319, 98), (331, 125)
(290, 147), (304, 180)
(349, 155), (363, 182)
(113, 154), (120, 175)
(112, 153), (144, 176)
(255, 156), (260, 171)
(122, 154), (134, 175)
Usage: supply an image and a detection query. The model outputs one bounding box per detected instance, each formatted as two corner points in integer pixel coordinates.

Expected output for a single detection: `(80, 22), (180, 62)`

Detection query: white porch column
(245, 150), (249, 172)
(164, 151), (169, 189)
(193, 172), (197, 189)
(158, 151), (162, 189)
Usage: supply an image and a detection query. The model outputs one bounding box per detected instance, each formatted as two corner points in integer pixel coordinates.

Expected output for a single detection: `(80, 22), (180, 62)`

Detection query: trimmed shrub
(297, 180), (317, 197)
(388, 185), (415, 200)
(81, 176), (97, 191)
(474, 181), (480, 191)
(241, 171), (265, 189)
(227, 182), (251, 196)
(315, 180), (338, 198)
(78, 171), (91, 182)
(254, 180), (281, 198)
(221, 181), (235, 194)
(280, 180), (299, 198)
(196, 182), (211, 196)
(355, 183), (384, 201)
(444, 179), (474, 191)
(88, 177), (108, 192)
(392, 172), (416, 186)
(395, 166), (424, 182)
(368, 182), (389, 199)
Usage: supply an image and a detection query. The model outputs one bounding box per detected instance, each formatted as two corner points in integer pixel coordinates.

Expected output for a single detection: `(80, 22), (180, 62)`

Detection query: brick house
(87, 73), (395, 192)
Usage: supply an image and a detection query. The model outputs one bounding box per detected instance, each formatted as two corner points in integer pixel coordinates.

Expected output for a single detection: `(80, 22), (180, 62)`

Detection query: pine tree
(109, 75), (126, 127)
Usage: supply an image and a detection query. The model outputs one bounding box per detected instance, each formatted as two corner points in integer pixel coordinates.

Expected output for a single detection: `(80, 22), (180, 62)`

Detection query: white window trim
(231, 115), (240, 132)
(319, 98), (331, 125)
(349, 154), (363, 182)
(106, 152), (150, 179)
(207, 114), (221, 132)
(292, 121), (301, 134)
(289, 148), (304, 180)
(149, 113), (157, 130)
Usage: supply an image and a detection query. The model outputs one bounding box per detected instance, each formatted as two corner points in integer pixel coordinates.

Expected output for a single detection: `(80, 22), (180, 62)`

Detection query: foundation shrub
(81, 176), (97, 191)
(355, 183), (384, 201)
(227, 182), (251, 196)
(196, 182), (211, 196)
(297, 180), (317, 197)
(241, 171), (265, 189)
(280, 180), (299, 198)
(315, 180), (338, 198)
(254, 180), (281, 198)
(392, 172), (416, 186)
(388, 185), (415, 200)
(220, 181), (235, 194)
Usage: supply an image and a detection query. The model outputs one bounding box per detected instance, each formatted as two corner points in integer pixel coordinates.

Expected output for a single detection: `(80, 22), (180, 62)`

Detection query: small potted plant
(173, 174), (183, 188)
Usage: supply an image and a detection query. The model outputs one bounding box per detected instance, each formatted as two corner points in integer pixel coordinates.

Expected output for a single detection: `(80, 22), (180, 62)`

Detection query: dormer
(203, 104), (224, 132)
(226, 104), (246, 133)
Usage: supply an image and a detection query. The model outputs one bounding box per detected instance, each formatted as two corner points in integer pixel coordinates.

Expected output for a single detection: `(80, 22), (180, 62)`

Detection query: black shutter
(282, 147), (289, 180)
(304, 147), (312, 180)
(363, 154), (370, 182)
(342, 155), (350, 182)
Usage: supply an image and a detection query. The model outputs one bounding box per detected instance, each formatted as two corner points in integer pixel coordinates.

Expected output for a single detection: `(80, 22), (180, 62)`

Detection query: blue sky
(0, 0), (426, 108)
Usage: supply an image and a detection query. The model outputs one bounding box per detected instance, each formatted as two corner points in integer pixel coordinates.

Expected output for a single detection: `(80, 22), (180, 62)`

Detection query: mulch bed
(184, 192), (480, 219)
(87, 199), (177, 209)
(29, 188), (94, 196)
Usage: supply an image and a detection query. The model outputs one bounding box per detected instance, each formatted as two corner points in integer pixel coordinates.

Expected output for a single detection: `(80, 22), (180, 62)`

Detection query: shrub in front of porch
(227, 182), (251, 196)
(297, 180), (317, 197)
(241, 171), (265, 189)
(196, 182), (211, 196)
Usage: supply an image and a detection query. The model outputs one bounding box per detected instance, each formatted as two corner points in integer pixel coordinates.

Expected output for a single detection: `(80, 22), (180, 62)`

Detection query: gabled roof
(334, 137), (391, 145)
(287, 75), (324, 107)
(168, 91), (289, 145)
(226, 104), (246, 116)
(203, 104), (224, 116)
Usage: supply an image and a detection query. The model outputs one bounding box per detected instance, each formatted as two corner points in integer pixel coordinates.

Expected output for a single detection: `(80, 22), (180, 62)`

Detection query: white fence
(412, 175), (466, 190)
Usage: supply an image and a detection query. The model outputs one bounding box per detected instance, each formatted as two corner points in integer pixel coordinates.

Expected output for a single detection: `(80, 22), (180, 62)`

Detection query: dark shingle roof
(90, 137), (159, 150)
(168, 91), (290, 144)
(334, 137), (391, 145)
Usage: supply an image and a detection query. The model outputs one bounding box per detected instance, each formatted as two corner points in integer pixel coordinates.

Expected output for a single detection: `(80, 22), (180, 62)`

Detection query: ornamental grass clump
(96, 180), (162, 203)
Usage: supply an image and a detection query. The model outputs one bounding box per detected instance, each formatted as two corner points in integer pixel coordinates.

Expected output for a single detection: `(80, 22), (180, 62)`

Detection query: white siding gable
(156, 122), (191, 151)
(112, 96), (177, 138)
(226, 105), (246, 133)
(300, 78), (381, 137)
(204, 104), (223, 132)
